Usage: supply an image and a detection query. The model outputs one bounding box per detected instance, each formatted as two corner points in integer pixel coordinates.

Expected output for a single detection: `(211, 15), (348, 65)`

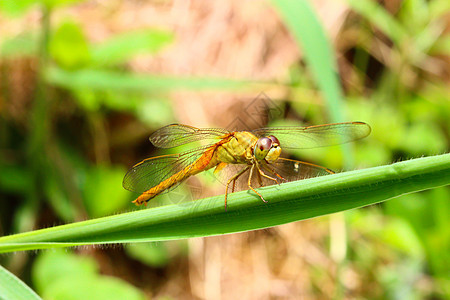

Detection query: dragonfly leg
(256, 165), (278, 184)
(225, 166), (249, 210)
(231, 168), (247, 193)
(274, 171), (288, 182)
(256, 167), (263, 186)
(264, 165), (288, 184)
(248, 164), (267, 203)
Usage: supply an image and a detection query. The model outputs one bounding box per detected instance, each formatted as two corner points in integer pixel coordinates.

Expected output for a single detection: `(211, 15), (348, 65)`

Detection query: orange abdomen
(133, 145), (220, 205)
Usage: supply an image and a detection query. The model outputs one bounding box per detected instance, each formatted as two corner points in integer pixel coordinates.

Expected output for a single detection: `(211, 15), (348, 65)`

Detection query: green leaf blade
(0, 154), (448, 253)
(271, 0), (345, 123)
(91, 29), (174, 66)
(0, 264), (42, 300)
(44, 67), (269, 92)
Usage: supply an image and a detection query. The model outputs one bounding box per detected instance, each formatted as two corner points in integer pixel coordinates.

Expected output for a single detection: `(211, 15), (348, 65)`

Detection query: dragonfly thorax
(254, 135), (281, 163)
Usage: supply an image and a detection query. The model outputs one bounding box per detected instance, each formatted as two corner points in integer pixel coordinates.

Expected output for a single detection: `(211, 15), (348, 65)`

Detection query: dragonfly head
(254, 135), (281, 163)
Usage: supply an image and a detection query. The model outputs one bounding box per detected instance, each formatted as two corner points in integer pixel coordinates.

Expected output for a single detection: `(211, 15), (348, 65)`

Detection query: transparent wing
(259, 158), (334, 185)
(251, 122), (371, 149)
(122, 145), (211, 194)
(213, 158), (333, 192)
(150, 124), (230, 148)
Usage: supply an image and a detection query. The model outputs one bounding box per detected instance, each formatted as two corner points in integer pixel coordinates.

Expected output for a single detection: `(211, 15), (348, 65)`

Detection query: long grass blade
(0, 154), (448, 253)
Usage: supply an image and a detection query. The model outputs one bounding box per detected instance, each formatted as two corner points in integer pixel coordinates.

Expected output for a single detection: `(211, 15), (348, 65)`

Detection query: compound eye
(257, 137), (273, 151)
(268, 135), (280, 146)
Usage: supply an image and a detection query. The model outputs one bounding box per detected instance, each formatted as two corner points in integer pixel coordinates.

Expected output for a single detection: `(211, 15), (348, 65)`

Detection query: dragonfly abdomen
(133, 145), (219, 205)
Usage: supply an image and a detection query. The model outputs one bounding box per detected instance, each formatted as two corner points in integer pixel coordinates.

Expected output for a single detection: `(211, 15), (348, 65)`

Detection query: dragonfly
(123, 122), (371, 209)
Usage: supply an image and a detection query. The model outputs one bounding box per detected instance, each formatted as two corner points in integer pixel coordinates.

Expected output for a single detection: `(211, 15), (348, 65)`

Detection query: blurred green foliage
(32, 250), (145, 300)
(0, 0), (449, 299)
(50, 21), (90, 69)
(125, 240), (189, 268)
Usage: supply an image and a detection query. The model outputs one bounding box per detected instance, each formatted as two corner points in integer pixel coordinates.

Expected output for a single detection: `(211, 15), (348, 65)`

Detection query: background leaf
(271, 0), (346, 122)
(32, 250), (145, 300)
(49, 21), (90, 69)
(91, 29), (174, 67)
(0, 264), (42, 300)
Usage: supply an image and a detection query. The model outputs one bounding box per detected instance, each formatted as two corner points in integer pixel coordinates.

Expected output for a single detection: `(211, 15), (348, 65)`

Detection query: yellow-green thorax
(213, 131), (282, 165)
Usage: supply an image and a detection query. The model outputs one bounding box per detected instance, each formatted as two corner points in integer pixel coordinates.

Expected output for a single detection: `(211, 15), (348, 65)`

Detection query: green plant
(0, 154), (448, 252)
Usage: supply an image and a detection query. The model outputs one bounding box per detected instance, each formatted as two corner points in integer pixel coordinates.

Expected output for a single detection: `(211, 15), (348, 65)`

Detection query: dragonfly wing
(260, 158), (334, 183)
(122, 145), (210, 194)
(251, 122), (371, 149)
(150, 124), (230, 148)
